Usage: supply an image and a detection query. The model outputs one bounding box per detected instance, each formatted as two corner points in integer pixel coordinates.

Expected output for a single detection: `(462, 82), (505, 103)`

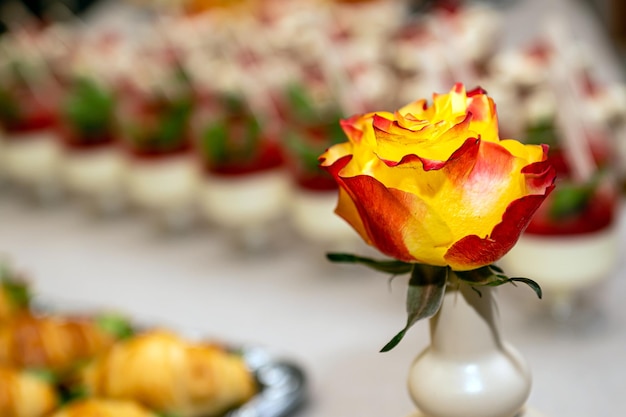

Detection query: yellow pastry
(0, 313), (117, 374)
(80, 330), (257, 417)
(0, 366), (58, 417)
(48, 398), (157, 417)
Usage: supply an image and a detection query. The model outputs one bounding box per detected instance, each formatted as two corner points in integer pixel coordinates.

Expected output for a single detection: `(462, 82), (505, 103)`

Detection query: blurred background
(0, 0), (625, 416)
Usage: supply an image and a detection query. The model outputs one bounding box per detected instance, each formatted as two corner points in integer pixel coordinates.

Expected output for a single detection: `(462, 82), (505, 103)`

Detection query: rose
(320, 84), (556, 272)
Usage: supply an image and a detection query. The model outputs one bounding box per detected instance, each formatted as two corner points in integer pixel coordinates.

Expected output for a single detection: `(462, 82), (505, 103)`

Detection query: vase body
(408, 277), (531, 417)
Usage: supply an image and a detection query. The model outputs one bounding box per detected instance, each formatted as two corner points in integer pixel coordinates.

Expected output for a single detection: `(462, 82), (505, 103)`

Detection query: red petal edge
(320, 154), (416, 262)
(443, 192), (553, 270)
(381, 137), (480, 172)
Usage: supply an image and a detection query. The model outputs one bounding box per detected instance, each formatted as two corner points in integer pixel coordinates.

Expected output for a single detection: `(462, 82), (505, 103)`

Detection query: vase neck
(429, 274), (502, 357)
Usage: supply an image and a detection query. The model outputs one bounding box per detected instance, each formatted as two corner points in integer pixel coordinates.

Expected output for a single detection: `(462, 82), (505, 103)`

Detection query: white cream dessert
(199, 168), (290, 229)
(63, 147), (127, 202)
(126, 155), (200, 213)
(289, 189), (358, 246)
(2, 130), (63, 191)
(499, 225), (619, 293)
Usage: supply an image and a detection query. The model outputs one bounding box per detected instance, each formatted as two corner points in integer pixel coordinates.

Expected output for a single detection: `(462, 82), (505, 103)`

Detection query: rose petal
(444, 192), (554, 270)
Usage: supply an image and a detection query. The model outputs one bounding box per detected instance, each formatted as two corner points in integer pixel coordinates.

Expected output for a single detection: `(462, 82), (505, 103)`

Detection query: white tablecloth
(1, 191), (625, 417)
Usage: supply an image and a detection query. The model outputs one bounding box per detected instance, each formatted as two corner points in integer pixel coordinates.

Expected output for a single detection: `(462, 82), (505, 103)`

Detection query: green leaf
(381, 265), (447, 352)
(95, 313), (134, 340)
(326, 253), (413, 275)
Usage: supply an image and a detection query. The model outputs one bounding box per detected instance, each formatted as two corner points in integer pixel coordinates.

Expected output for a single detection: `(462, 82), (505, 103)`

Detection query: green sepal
(325, 253), (413, 275)
(95, 313), (134, 340)
(456, 265), (542, 299)
(381, 265), (447, 352)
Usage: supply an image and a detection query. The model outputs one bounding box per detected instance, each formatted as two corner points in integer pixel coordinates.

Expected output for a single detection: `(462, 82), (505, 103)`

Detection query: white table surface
(1, 189), (625, 417)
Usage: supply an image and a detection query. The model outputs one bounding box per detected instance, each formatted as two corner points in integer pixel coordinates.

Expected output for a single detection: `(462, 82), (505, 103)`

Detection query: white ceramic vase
(407, 274), (533, 417)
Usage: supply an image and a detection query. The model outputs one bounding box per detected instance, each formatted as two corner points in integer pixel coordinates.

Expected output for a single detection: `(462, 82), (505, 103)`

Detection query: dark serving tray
(228, 346), (307, 417)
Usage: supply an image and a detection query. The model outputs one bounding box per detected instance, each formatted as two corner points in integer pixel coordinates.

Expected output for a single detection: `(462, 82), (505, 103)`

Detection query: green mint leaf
(59, 385), (89, 405)
(0, 264), (30, 309)
(381, 265), (447, 352)
(201, 94), (263, 167)
(548, 181), (594, 220)
(63, 77), (115, 137)
(524, 118), (558, 147)
(326, 253), (413, 275)
(2, 279), (30, 308)
(285, 83), (317, 122)
(25, 368), (58, 384)
(0, 87), (20, 125)
(155, 97), (192, 150)
(202, 119), (229, 164)
(284, 130), (325, 172)
(241, 116), (262, 160)
(95, 313), (134, 340)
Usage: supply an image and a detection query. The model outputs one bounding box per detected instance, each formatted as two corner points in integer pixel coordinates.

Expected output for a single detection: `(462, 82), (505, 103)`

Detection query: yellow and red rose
(320, 83), (556, 271)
